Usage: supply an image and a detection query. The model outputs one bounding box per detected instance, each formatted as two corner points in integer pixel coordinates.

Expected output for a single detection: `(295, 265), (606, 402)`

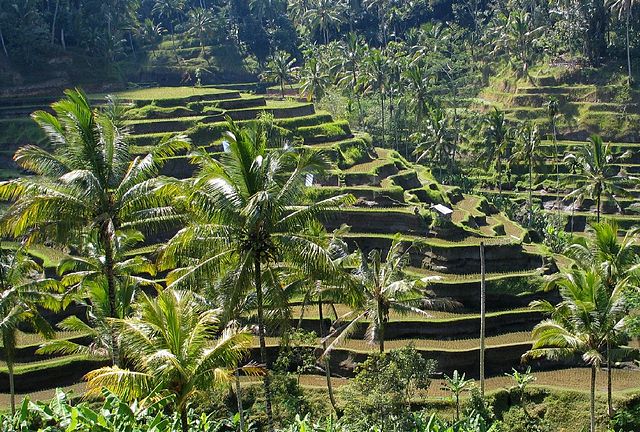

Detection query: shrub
(340, 346), (436, 430)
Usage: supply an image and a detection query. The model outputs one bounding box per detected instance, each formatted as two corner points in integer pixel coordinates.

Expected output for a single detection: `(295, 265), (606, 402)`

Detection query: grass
(0, 354), (95, 374)
(12, 331), (88, 348)
(255, 332), (532, 352)
(105, 87), (236, 101)
(290, 304), (536, 322)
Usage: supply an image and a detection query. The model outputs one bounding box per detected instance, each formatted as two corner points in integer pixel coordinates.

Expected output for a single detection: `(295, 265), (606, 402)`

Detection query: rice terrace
(1, 1), (640, 431)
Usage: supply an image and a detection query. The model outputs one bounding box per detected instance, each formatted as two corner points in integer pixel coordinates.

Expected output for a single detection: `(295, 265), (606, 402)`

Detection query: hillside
(0, 85), (559, 395)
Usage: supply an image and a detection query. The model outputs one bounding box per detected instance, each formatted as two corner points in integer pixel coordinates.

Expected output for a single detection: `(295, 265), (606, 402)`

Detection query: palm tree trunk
(51, 0), (60, 44)
(236, 367), (246, 432)
(479, 241), (486, 397)
(380, 91), (386, 147)
(0, 25), (8, 57)
(280, 80), (285, 99)
(180, 407), (189, 432)
(529, 156), (533, 227)
(377, 299), (385, 353)
(317, 291), (339, 415)
(554, 122), (559, 214)
(4, 331), (16, 415)
(590, 364), (596, 432)
(254, 258), (275, 432)
(607, 338), (613, 418)
(626, 10), (632, 87)
(597, 191), (601, 223)
(101, 224), (119, 367)
(455, 393), (460, 422)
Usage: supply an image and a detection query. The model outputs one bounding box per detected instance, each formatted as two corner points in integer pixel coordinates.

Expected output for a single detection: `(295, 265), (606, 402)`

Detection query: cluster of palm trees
(525, 221), (639, 432)
(0, 89), (447, 431)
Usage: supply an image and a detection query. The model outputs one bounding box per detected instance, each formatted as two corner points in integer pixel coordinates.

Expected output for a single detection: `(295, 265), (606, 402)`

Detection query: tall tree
(565, 221), (639, 416)
(511, 122), (543, 226)
(159, 120), (352, 432)
(609, 0), (638, 86)
(263, 51), (298, 99)
(0, 89), (189, 366)
(304, 0), (345, 44)
(85, 289), (255, 432)
(546, 98), (561, 213)
(362, 48), (388, 147)
(412, 103), (455, 179)
(524, 268), (629, 432)
(564, 135), (629, 223)
(299, 56), (331, 102)
(0, 245), (59, 414)
(325, 238), (446, 353)
(480, 108), (511, 195)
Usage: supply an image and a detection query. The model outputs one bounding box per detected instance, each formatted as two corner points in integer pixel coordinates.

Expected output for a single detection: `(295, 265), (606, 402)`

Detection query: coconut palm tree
(481, 108), (511, 195)
(524, 268), (630, 432)
(152, 0), (186, 55)
(361, 48), (388, 147)
(412, 103), (455, 179)
(187, 8), (215, 56)
(565, 220), (639, 416)
(85, 289), (255, 432)
(38, 230), (160, 364)
(336, 32), (365, 119)
(563, 135), (629, 223)
(263, 51), (298, 99)
(0, 89), (189, 366)
(304, 0), (345, 44)
(609, 0), (638, 86)
(299, 56), (331, 102)
(325, 238), (446, 354)
(158, 119), (352, 432)
(511, 122), (543, 226)
(0, 244), (60, 414)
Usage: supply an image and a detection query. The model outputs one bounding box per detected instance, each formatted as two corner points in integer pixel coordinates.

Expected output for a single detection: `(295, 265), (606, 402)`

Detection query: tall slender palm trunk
(590, 365), (596, 432)
(101, 224), (120, 367)
(4, 331), (15, 415)
(554, 122), (560, 214)
(254, 258), (275, 432)
(180, 407), (189, 432)
(0, 25), (7, 57)
(377, 298), (385, 353)
(317, 291), (339, 414)
(528, 157), (533, 227)
(236, 368), (246, 432)
(626, 10), (632, 87)
(479, 242), (486, 397)
(607, 338), (613, 418)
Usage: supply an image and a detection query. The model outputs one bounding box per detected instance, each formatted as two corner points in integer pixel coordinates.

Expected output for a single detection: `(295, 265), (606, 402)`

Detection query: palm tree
(481, 108), (511, 195)
(187, 8), (215, 56)
(524, 268), (629, 432)
(38, 230), (160, 364)
(159, 119), (352, 432)
(412, 104), (454, 179)
(263, 51), (298, 99)
(299, 57), (331, 102)
(564, 135), (629, 223)
(0, 89), (189, 366)
(336, 32), (365, 119)
(511, 122), (543, 226)
(152, 0), (186, 55)
(565, 220), (639, 416)
(0, 244), (60, 414)
(325, 238), (446, 354)
(304, 0), (345, 44)
(609, 0), (638, 86)
(441, 370), (474, 422)
(362, 48), (388, 147)
(85, 289), (255, 432)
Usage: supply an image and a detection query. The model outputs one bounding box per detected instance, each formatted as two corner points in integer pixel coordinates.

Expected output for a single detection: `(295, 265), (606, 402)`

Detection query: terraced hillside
(474, 67), (640, 235)
(0, 85), (555, 395)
